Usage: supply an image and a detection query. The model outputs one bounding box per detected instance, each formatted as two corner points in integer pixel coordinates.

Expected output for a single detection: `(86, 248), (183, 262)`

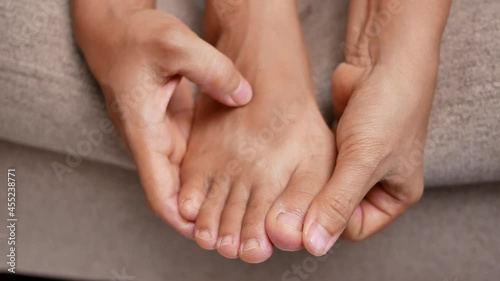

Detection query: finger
(302, 150), (383, 256)
(331, 63), (364, 117)
(133, 141), (196, 238)
(343, 176), (424, 241)
(343, 0), (372, 65)
(164, 29), (253, 107)
(123, 113), (195, 238)
(168, 78), (194, 139)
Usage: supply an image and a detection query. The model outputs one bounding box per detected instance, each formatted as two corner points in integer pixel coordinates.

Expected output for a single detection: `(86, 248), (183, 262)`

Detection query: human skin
(71, 0), (253, 238)
(178, 0), (335, 263)
(181, 0), (452, 261)
(265, 0), (452, 256)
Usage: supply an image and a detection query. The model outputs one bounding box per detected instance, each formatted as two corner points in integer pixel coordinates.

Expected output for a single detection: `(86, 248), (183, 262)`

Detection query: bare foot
(178, 1), (335, 263)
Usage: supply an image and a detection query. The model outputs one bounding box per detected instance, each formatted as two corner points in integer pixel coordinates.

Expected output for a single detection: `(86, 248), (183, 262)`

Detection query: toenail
(196, 229), (212, 241)
(307, 223), (339, 255)
(218, 235), (234, 247)
(241, 239), (260, 253)
(276, 211), (303, 231)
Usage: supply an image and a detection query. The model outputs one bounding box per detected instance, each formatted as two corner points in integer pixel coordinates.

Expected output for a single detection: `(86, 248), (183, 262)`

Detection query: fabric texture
(0, 1), (499, 280)
(0, 0), (499, 187)
(0, 140), (499, 281)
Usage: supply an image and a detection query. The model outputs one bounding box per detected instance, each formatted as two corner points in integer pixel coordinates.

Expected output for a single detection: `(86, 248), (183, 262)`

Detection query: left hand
(302, 59), (438, 256)
(300, 0), (450, 256)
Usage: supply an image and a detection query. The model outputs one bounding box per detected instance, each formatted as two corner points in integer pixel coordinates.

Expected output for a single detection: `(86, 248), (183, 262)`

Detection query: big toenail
(196, 229), (212, 241)
(218, 235), (234, 247)
(307, 223), (339, 255)
(276, 211), (303, 231)
(241, 239), (260, 252)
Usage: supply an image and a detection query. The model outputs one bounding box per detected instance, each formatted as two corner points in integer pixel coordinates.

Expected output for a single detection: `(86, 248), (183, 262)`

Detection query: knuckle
(159, 24), (189, 53)
(390, 173), (424, 206)
(339, 137), (389, 170)
(407, 182), (424, 205)
(317, 192), (354, 227)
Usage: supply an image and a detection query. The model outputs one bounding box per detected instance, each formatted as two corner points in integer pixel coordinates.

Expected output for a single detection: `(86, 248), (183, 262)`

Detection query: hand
(301, 0), (450, 255)
(71, 2), (252, 238)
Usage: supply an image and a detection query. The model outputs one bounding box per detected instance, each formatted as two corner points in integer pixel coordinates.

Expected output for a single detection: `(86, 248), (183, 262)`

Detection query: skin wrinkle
(176, 0), (336, 262)
(73, 0), (452, 262)
(73, 0), (255, 240)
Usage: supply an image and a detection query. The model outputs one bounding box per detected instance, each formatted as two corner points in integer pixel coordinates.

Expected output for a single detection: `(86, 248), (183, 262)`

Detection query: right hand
(73, 8), (253, 238)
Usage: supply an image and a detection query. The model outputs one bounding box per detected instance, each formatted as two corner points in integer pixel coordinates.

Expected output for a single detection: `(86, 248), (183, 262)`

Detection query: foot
(178, 1), (335, 263)
(295, 0), (446, 256)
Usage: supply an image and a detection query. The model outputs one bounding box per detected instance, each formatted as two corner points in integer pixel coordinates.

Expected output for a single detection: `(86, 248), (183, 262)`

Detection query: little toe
(179, 172), (209, 221)
(239, 187), (276, 263)
(216, 182), (250, 259)
(194, 179), (231, 250)
(266, 160), (332, 251)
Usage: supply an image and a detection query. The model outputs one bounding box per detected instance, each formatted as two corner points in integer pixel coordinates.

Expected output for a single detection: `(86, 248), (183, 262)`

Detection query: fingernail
(307, 223), (339, 255)
(230, 77), (252, 105)
(218, 235), (234, 247)
(276, 211), (303, 231)
(196, 229), (212, 241)
(241, 238), (260, 253)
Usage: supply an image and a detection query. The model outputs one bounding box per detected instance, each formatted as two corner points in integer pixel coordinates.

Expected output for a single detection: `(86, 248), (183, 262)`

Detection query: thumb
(342, 173), (424, 241)
(302, 148), (383, 256)
(170, 32), (253, 107)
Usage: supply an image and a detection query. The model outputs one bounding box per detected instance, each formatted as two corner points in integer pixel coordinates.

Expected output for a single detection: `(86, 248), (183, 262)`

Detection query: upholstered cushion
(0, 0), (499, 187)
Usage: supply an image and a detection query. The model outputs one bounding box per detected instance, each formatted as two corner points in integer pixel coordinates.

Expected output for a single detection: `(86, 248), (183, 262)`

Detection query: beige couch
(0, 0), (499, 280)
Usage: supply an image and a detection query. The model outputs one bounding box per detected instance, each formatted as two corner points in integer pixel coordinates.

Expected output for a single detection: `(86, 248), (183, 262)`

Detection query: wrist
(71, 1), (153, 80)
(344, 0), (450, 71)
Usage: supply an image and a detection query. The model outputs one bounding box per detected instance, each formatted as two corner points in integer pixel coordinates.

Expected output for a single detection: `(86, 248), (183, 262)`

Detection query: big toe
(266, 160), (332, 251)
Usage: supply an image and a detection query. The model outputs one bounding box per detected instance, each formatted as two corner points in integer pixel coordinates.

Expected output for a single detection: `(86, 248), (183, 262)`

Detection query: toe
(266, 159), (333, 251)
(178, 172), (209, 221)
(194, 178), (231, 250)
(239, 187), (276, 263)
(216, 182), (250, 259)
